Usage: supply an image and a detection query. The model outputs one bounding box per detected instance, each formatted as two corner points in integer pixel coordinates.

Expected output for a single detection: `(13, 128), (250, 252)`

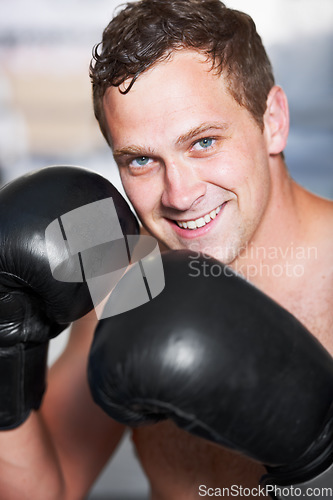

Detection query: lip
(168, 202), (227, 239)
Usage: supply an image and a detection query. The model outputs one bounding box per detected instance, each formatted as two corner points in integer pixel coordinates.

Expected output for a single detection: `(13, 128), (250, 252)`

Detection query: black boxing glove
(0, 165), (139, 430)
(88, 250), (333, 498)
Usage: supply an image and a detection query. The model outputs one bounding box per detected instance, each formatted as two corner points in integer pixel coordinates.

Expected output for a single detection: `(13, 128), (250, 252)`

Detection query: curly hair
(90, 0), (275, 144)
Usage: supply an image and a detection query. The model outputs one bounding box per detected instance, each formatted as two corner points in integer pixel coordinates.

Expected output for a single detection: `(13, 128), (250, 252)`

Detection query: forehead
(103, 50), (242, 147)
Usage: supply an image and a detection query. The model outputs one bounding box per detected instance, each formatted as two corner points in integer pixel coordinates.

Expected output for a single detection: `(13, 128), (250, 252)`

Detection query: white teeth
(176, 204), (223, 230)
(195, 217), (206, 228)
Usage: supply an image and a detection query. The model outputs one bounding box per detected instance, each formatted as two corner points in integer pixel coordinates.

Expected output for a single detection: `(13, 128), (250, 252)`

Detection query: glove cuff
(0, 342), (49, 430)
(261, 462), (333, 499)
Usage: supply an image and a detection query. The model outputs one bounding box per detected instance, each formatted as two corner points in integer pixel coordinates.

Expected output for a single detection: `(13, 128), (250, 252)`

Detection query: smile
(175, 205), (222, 230)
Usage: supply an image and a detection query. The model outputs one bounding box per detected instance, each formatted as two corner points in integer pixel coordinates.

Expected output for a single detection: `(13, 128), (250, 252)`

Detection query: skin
(105, 50), (333, 347)
(103, 49), (333, 498)
(0, 49), (331, 500)
(107, 51), (273, 265)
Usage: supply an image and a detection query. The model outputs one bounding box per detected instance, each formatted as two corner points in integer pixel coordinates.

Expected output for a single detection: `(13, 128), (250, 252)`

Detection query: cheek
(120, 174), (158, 221)
(204, 156), (261, 194)
(203, 131), (266, 190)
(237, 152), (272, 223)
(206, 137), (271, 222)
(222, 136), (270, 194)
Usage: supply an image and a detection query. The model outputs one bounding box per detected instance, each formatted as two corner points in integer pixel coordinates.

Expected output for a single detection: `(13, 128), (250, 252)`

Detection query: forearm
(0, 166), (138, 499)
(40, 338), (127, 499)
(0, 324), (126, 500)
(0, 412), (65, 500)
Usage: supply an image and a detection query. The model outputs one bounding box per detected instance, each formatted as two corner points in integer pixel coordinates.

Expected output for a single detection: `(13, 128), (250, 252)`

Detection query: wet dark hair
(90, 0), (275, 144)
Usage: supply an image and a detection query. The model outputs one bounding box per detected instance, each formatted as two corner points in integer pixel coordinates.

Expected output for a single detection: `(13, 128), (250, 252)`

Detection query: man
(0, 1), (332, 499)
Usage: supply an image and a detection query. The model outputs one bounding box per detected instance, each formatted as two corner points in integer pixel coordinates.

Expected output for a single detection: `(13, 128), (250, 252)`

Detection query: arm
(0, 165), (138, 499)
(42, 313), (127, 498)
(88, 250), (333, 499)
(0, 312), (126, 500)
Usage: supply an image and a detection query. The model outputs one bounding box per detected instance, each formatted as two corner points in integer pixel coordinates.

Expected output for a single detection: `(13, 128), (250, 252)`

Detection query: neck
(231, 155), (309, 285)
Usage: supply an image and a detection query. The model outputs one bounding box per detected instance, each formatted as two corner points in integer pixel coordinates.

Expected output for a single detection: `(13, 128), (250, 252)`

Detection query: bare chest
(131, 422), (265, 500)
(262, 263), (333, 355)
(131, 249), (333, 498)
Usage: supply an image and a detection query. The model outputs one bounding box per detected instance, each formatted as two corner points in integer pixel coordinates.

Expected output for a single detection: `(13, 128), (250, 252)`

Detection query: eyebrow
(113, 121), (229, 158)
(113, 145), (156, 158)
(175, 121), (229, 146)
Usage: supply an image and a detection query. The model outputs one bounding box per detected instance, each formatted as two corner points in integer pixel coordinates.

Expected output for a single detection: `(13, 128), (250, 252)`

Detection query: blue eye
(198, 138), (213, 148)
(131, 156), (151, 167)
(192, 138), (215, 152)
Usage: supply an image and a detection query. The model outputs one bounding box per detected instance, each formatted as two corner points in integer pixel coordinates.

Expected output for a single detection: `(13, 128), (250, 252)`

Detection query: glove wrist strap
(265, 462), (333, 499)
(0, 342), (49, 430)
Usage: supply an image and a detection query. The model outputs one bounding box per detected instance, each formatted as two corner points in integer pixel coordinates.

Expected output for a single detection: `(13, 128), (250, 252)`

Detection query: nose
(161, 161), (206, 212)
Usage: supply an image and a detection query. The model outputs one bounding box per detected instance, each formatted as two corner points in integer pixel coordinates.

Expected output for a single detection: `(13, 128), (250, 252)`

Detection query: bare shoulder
(304, 190), (333, 240)
(292, 189), (333, 350)
(307, 193), (333, 278)
(293, 187), (333, 270)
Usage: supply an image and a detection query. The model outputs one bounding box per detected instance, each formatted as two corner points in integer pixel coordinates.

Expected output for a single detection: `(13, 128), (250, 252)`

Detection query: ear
(263, 86), (289, 155)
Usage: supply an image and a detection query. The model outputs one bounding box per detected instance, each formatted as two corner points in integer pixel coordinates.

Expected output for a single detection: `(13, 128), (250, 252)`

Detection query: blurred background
(1, 0), (332, 498)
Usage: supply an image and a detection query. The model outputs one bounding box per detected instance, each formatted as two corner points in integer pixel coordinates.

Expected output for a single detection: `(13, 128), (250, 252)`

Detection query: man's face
(103, 50), (272, 264)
